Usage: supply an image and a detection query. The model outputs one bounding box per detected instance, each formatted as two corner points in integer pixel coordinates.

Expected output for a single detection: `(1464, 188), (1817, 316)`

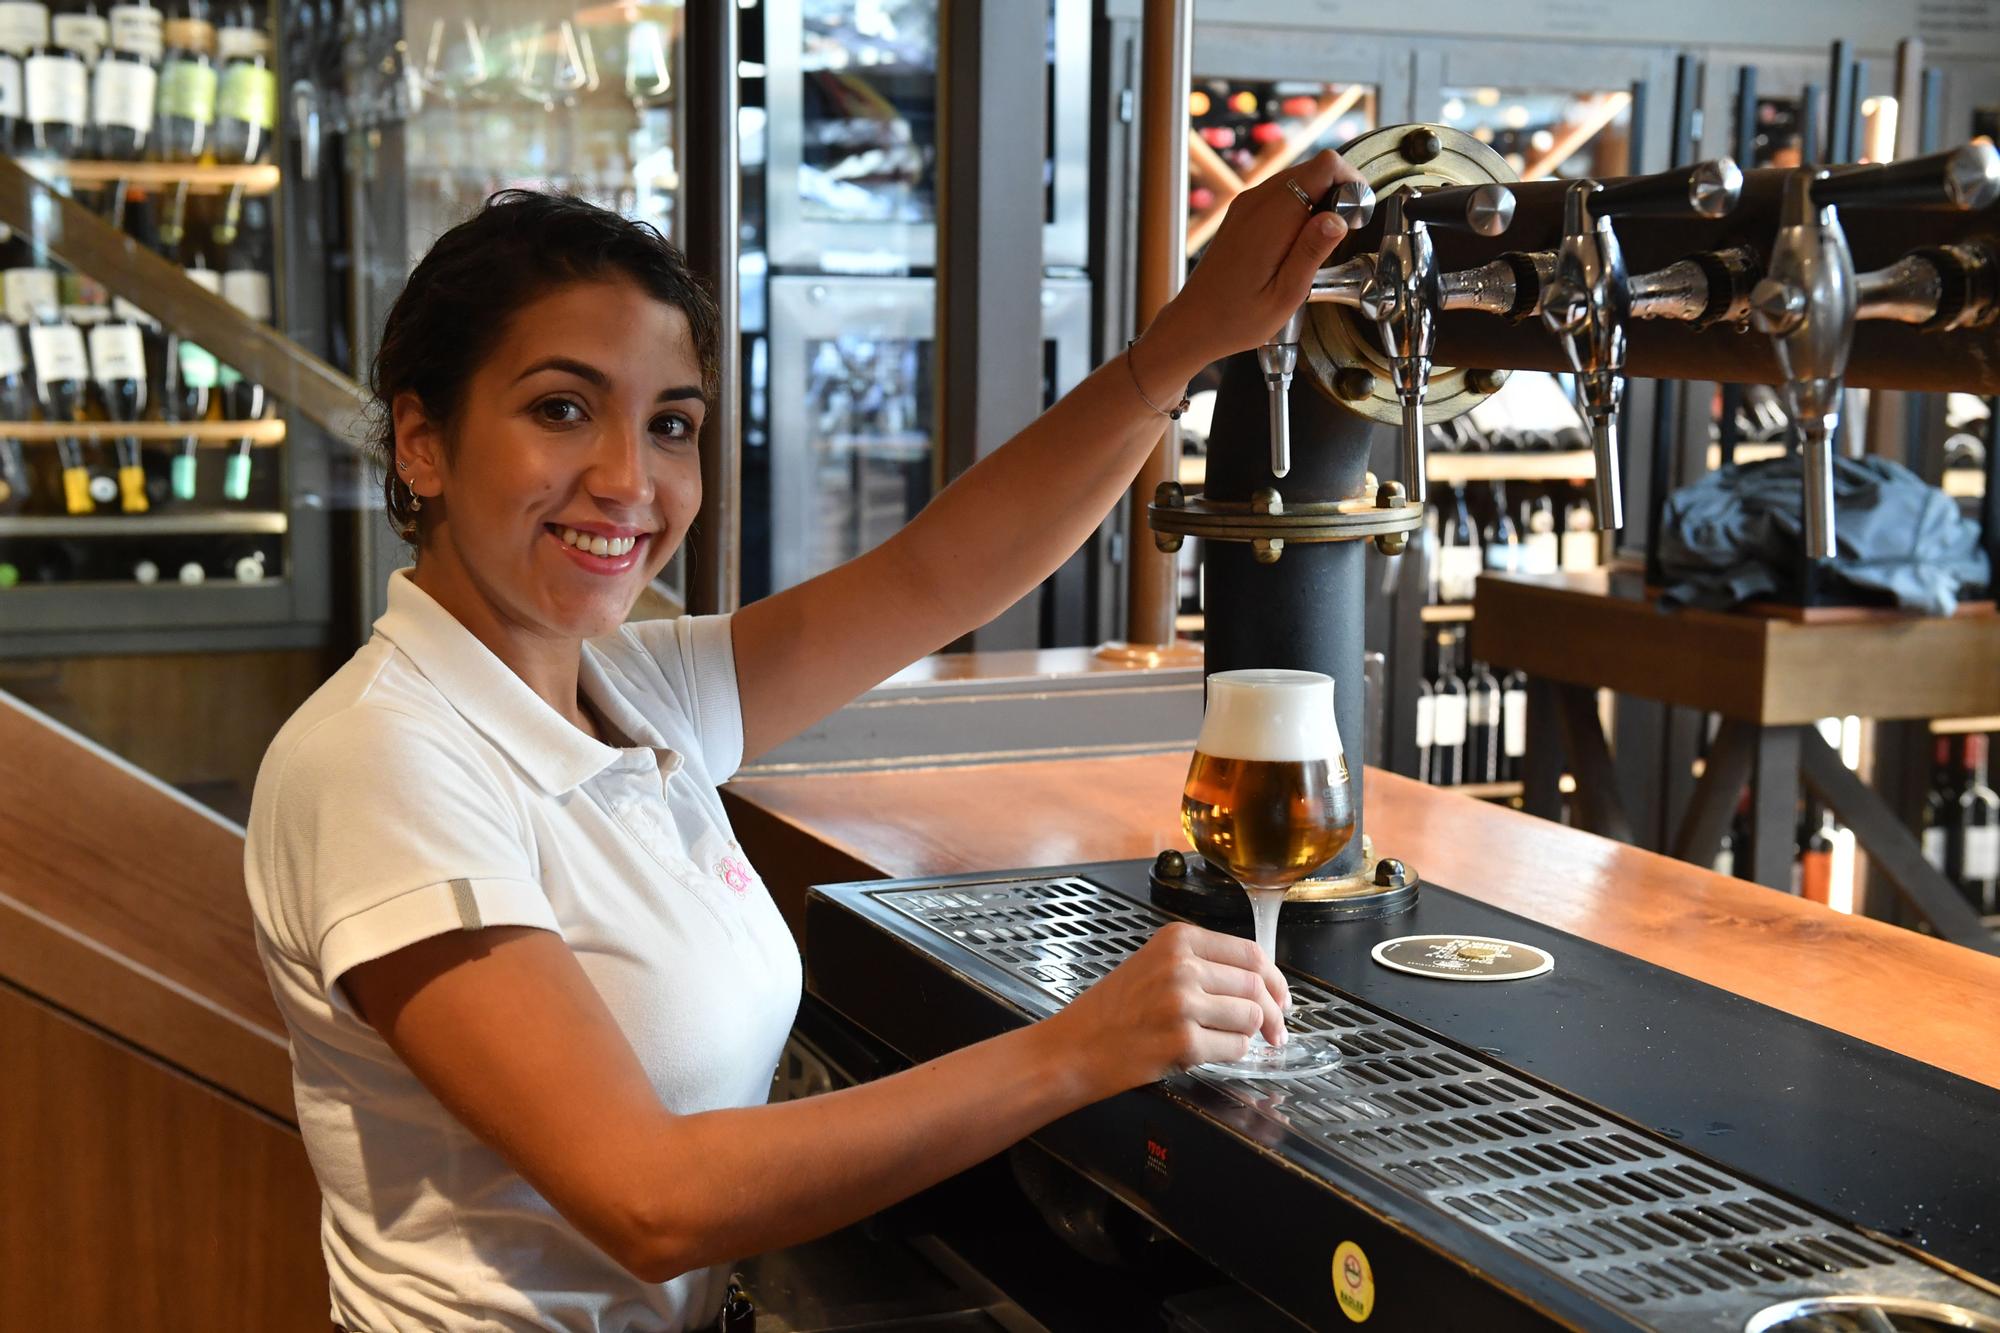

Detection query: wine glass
(1181, 669), (1355, 1079)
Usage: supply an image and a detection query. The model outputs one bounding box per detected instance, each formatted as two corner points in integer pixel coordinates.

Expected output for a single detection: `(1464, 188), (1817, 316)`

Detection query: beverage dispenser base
(1147, 839), (1419, 923)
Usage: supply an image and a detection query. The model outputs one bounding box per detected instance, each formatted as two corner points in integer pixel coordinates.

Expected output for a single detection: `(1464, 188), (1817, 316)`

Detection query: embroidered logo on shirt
(716, 855), (754, 896)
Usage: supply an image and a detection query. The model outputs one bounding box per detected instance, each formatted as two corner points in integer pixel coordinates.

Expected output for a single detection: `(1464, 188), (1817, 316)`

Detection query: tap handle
(1592, 158), (1744, 220)
(1812, 142), (2000, 211)
(1314, 179), (1376, 231)
(1398, 182), (1517, 237)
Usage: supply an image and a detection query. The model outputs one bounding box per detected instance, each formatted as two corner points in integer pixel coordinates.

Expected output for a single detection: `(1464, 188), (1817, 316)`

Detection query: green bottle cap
(223, 452), (251, 501)
(0, 563), (18, 589)
(171, 452), (198, 501)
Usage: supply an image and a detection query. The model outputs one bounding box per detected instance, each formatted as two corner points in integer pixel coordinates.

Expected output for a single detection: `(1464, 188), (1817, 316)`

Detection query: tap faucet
(1357, 182), (1516, 505)
(1258, 179), (1377, 478)
(1749, 142), (2000, 560)
(1540, 159), (1743, 532)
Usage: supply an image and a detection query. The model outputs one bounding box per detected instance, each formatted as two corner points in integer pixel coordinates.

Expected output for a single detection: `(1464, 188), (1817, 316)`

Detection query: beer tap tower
(1149, 124), (2000, 923)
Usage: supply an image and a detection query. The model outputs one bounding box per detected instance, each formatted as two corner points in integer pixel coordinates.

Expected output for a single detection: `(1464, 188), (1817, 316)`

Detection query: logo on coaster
(715, 855), (753, 895)
(1332, 1240), (1375, 1322)
(1371, 934), (1553, 982)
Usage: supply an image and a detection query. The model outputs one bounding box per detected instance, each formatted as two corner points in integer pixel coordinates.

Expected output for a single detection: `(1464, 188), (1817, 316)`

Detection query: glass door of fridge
(763, 274), (1088, 594)
(762, 0), (1090, 272)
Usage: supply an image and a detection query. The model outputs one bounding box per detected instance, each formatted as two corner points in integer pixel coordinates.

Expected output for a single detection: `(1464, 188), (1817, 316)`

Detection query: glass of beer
(1181, 669), (1354, 1079)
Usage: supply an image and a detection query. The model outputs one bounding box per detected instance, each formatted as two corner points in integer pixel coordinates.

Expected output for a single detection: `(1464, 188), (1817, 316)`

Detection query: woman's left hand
(1142, 149), (1368, 376)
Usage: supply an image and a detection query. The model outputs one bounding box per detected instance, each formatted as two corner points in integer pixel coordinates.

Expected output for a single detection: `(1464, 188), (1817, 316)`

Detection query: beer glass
(1181, 669), (1354, 1078)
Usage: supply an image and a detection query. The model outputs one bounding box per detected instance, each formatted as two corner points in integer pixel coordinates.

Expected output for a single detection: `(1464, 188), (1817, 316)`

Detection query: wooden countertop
(727, 753), (2000, 1092)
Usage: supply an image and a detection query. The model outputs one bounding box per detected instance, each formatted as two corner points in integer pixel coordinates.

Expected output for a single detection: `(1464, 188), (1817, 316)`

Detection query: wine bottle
(22, 22), (86, 156)
(209, 0), (269, 246)
(1498, 666), (1527, 783)
(1481, 478), (1521, 574)
(89, 41), (152, 228)
(51, 0), (106, 65)
(1466, 658), (1503, 785)
(25, 307), (91, 512)
(62, 289), (120, 507)
(1796, 798), (1834, 905)
(1520, 491), (1560, 574)
(1430, 631), (1468, 786)
(154, 1), (215, 248)
(107, 0), (159, 61)
(163, 253), (216, 501)
(1414, 672), (1435, 786)
(1560, 492), (1599, 571)
(88, 299), (147, 512)
(0, 318), (29, 514)
(1960, 734), (2000, 914)
(1437, 482), (1482, 604)
(210, 0), (257, 59)
(0, 0), (49, 153)
(1922, 737), (1958, 875)
(216, 224), (267, 501)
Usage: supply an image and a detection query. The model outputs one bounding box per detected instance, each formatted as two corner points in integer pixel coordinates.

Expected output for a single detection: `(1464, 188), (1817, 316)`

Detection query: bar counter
(725, 754), (2000, 1093)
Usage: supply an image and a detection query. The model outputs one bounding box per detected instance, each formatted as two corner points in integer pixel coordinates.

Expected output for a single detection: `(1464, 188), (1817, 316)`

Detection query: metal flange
(1150, 480), (1423, 549)
(1306, 123), (1519, 426)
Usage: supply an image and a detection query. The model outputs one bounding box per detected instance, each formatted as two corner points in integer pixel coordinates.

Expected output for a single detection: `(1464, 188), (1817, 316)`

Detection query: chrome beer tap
(1540, 159), (1744, 532)
(1258, 180), (1377, 478)
(1357, 182), (1516, 505)
(1749, 142), (2000, 559)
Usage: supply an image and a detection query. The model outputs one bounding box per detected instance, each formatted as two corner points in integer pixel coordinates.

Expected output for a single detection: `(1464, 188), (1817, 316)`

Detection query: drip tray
(1745, 1296), (2000, 1332)
(816, 871), (2000, 1331)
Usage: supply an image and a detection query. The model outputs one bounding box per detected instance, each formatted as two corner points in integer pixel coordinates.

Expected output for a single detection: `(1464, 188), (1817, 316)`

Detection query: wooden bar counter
(725, 754), (2000, 1093)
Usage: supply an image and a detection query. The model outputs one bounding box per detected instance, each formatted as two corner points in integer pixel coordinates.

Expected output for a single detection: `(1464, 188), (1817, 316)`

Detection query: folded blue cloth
(1657, 453), (1990, 614)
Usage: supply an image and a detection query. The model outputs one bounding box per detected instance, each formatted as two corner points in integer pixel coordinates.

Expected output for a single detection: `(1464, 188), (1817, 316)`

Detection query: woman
(245, 150), (1359, 1331)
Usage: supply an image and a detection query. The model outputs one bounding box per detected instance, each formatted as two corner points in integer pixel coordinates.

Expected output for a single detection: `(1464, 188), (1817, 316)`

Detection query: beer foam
(1198, 669), (1342, 762)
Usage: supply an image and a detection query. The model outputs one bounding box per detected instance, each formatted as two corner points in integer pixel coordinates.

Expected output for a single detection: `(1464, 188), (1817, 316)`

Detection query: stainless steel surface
(1441, 257), (1532, 316)
(1258, 182), (1378, 481)
(1630, 259), (1717, 323)
(1542, 181), (1632, 531)
(1360, 190), (1444, 505)
(1854, 255), (1947, 326)
(1460, 183), (1517, 237)
(1941, 142), (2000, 211)
(865, 872), (2000, 1331)
(1744, 1296), (2000, 1333)
(685, 0), (744, 615)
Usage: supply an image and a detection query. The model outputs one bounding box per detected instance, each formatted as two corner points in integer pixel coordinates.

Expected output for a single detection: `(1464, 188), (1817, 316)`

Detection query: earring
(408, 484), (423, 513)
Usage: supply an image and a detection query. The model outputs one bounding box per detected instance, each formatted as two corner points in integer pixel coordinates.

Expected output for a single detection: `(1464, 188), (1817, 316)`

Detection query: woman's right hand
(1045, 922), (1292, 1095)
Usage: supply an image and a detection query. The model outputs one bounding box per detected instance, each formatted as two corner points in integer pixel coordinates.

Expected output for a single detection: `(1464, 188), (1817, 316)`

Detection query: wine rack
(18, 160), (279, 195)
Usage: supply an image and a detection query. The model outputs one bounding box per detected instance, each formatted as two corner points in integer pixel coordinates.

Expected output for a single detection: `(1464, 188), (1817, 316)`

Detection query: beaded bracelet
(1125, 339), (1192, 420)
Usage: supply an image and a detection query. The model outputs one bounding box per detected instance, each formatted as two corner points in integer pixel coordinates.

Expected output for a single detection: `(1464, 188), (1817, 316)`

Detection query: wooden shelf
(0, 511), (287, 538)
(1456, 780), (1523, 799)
(1420, 603), (1476, 622)
(2, 420), (285, 445)
(1174, 612), (1205, 634)
(1429, 451), (1595, 483)
(20, 160), (281, 197)
(1706, 442), (1788, 470)
(1932, 715), (2000, 736)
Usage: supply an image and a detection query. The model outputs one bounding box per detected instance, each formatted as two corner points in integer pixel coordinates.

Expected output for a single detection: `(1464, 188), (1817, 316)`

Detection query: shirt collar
(374, 569), (638, 795)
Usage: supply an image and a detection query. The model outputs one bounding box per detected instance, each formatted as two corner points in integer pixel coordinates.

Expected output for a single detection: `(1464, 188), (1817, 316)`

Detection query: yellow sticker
(1332, 1240), (1376, 1323)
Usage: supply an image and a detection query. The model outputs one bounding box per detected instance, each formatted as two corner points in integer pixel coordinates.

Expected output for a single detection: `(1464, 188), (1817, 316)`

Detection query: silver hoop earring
(407, 482), (423, 513)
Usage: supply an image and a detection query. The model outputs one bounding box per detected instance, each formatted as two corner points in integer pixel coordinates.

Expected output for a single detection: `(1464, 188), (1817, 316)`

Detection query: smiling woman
(243, 168), (1357, 1332)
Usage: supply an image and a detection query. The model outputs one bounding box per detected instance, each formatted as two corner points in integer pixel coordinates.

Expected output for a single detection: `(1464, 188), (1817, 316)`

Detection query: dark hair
(369, 189), (720, 543)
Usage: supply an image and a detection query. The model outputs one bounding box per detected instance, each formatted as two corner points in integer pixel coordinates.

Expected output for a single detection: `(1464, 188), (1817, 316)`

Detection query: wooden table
(725, 753), (2000, 1094)
(1470, 567), (2000, 951)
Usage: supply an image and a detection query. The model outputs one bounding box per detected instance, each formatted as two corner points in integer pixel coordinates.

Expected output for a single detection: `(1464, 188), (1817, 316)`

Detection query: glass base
(1198, 1033), (1340, 1081)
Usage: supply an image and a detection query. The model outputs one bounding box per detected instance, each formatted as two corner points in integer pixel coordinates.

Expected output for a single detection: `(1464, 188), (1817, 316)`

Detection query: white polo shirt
(244, 570), (803, 1333)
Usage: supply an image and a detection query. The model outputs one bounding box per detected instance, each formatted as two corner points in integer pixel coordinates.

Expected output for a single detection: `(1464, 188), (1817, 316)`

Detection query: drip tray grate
(874, 876), (2000, 1331)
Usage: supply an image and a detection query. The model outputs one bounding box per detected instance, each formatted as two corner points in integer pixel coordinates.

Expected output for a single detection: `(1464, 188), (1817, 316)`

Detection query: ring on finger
(1284, 178), (1315, 212)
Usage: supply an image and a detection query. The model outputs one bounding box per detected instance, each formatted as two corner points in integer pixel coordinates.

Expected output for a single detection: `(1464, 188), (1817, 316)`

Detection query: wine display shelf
(0, 511), (288, 538)
(1419, 603), (1475, 622)
(1933, 715), (2000, 736)
(0, 420), (286, 445)
(20, 161), (282, 196)
(1706, 445), (1985, 497)
(1428, 450), (1595, 483)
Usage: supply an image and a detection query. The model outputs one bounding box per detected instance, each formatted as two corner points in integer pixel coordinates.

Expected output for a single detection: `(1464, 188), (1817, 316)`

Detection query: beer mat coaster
(1370, 934), (1553, 982)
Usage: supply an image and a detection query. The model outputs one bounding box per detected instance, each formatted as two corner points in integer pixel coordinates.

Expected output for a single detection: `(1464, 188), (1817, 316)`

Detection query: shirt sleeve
(619, 613), (746, 782)
(263, 705), (559, 1010)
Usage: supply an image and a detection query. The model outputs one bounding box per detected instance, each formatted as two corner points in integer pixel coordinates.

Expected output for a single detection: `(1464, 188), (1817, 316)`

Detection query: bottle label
(183, 264), (221, 295)
(1469, 691), (1493, 726)
(108, 4), (161, 60)
(1922, 826), (1947, 871)
(24, 50), (85, 125)
(2, 267), (57, 324)
(0, 323), (22, 378)
(1523, 531), (1560, 574)
(88, 321), (145, 382)
(0, 3), (48, 55)
(176, 338), (218, 388)
(1560, 529), (1599, 571)
(0, 53), (19, 117)
(1433, 695), (1469, 749)
(217, 57), (271, 128)
(220, 268), (271, 322)
(1483, 540), (1520, 573)
(158, 53), (214, 122)
(1503, 688), (1527, 758)
(27, 322), (88, 390)
(52, 12), (106, 61)
(1438, 545), (1482, 603)
(90, 53), (154, 131)
(111, 296), (155, 327)
(1415, 694), (1435, 749)
(62, 301), (106, 325)
(215, 23), (267, 61)
(217, 362), (240, 388)
(1968, 826), (2000, 881)
(160, 16), (211, 53)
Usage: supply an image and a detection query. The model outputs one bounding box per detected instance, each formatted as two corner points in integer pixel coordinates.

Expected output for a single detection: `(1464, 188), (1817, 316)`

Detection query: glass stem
(1246, 887), (1286, 972)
